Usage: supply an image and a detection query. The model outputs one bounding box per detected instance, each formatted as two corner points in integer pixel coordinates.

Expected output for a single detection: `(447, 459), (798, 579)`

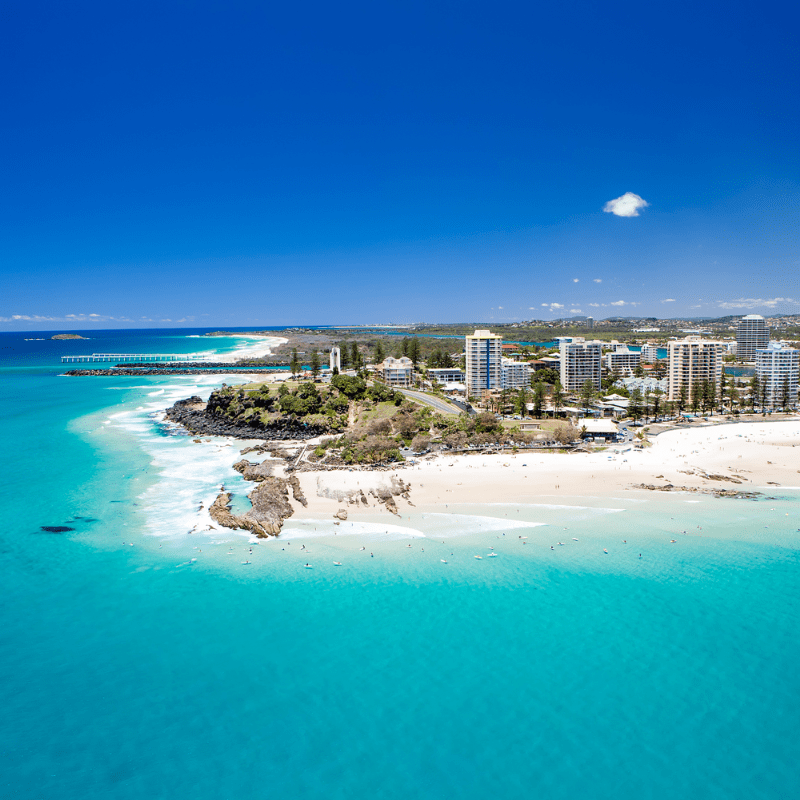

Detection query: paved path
(397, 388), (461, 415)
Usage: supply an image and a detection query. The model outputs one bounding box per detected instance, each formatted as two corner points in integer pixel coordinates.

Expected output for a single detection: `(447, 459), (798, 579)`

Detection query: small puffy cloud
(718, 297), (797, 310)
(572, 278), (579, 283)
(603, 192), (649, 217)
(610, 300), (627, 306)
(541, 303), (564, 312)
(662, 298), (676, 303)
(593, 278), (602, 283)
(570, 308), (583, 314)
(588, 303), (601, 307)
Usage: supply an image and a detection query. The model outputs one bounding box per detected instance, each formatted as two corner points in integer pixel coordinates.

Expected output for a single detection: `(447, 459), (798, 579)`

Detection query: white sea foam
(281, 520), (427, 541)
(184, 333), (288, 362)
(414, 513), (546, 538)
(98, 374), (268, 542)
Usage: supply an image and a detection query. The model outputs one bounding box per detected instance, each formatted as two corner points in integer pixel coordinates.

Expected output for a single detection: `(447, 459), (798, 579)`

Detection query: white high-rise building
(465, 330), (502, 398)
(329, 346), (341, 371)
(560, 341), (602, 391)
(605, 347), (640, 376)
(640, 344), (659, 363)
(667, 337), (726, 402)
(755, 343), (799, 409)
(736, 315), (769, 361)
(501, 358), (530, 390)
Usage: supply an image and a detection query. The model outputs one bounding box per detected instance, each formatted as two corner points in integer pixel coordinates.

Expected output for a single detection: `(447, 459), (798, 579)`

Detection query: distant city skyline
(1, 2), (797, 331)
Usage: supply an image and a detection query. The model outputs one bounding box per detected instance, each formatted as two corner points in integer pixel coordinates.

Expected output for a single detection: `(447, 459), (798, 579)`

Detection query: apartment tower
(736, 315), (769, 361)
(465, 330), (502, 398)
(755, 343), (799, 409)
(560, 341), (602, 391)
(667, 337), (726, 402)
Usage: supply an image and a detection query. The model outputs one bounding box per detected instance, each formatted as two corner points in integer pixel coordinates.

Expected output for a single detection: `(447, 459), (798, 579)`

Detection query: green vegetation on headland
(51, 333), (88, 339)
(168, 371), (581, 466)
(206, 375), (403, 435)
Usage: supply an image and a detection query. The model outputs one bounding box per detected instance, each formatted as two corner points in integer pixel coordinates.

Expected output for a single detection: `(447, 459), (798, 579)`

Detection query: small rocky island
(51, 333), (88, 340)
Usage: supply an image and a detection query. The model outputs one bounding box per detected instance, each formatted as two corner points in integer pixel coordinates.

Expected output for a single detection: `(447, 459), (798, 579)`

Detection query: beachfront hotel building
(329, 346), (341, 371)
(560, 341), (602, 391)
(501, 358), (531, 390)
(465, 330), (502, 398)
(736, 315), (769, 361)
(379, 356), (414, 387)
(755, 343), (799, 409)
(667, 337), (726, 402)
(605, 347), (640, 377)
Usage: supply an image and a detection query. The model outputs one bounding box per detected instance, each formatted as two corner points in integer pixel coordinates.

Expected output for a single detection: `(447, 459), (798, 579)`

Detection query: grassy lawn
(356, 401), (403, 424)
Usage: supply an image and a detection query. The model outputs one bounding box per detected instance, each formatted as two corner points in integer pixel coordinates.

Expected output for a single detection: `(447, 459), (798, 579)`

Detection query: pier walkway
(61, 353), (203, 363)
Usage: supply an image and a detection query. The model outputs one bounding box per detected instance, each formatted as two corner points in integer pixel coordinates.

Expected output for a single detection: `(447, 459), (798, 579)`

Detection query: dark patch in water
(109, 500), (123, 503)
(38, 526), (75, 534)
(70, 516), (99, 522)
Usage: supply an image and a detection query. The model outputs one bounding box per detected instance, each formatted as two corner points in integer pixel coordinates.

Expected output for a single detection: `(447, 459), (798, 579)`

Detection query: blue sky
(1, 0), (798, 329)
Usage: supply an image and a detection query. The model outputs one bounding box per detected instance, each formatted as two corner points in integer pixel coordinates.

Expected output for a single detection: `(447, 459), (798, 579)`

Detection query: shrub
(331, 374), (367, 399)
(410, 434), (431, 452)
(366, 418), (392, 436)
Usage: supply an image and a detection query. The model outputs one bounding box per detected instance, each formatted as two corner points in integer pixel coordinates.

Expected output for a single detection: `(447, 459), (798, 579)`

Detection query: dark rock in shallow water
(38, 526), (75, 533)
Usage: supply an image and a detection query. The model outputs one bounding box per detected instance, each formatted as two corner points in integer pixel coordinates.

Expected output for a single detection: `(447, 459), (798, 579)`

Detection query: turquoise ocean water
(1, 329), (799, 799)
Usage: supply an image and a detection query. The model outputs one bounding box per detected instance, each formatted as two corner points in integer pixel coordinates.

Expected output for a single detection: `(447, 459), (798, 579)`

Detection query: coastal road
(397, 388), (461, 415)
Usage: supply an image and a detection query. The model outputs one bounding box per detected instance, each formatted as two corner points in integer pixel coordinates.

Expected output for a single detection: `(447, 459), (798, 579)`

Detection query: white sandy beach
(291, 418), (800, 522)
(195, 334), (288, 363)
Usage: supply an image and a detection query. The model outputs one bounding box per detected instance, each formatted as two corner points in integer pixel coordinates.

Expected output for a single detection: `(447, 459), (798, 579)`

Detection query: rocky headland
(165, 395), (329, 441)
(51, 333), (87, 340)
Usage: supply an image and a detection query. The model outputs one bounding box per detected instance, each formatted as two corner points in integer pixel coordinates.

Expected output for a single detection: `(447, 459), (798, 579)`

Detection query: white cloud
(588, 303), (601, 307)
(572, 278), (579, 283)
(593, 278), (602, 283)
(717, 297), (798, 310)
(603, 192), (649, 217)
(570, 309), (583, 314)
(610, 300), (627, 306)
(662, 298), (676, 303)
(0, 312), (130, 323)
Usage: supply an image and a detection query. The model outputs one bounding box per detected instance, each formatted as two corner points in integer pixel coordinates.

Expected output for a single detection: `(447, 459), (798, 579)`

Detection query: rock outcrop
(209, 478), (296, 538)
(632, 483), (760, 499)
(232, 459), (280, 481)
(164, 395), (326, 441)
(288, 475), (308, 507)
(315, 473), (411, 516)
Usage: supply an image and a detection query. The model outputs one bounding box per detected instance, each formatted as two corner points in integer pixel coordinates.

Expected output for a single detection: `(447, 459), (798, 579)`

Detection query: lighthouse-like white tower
(329, 346), (341, 371)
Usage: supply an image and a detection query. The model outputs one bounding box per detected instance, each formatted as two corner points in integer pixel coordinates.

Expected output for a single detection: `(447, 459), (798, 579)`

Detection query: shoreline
(161, 410), (800, 542)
